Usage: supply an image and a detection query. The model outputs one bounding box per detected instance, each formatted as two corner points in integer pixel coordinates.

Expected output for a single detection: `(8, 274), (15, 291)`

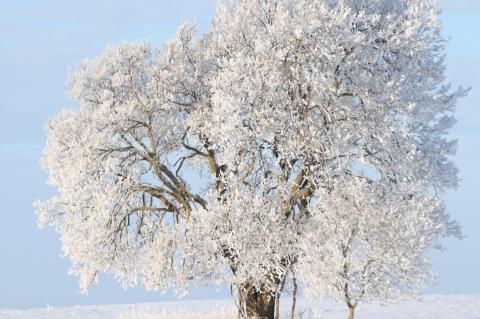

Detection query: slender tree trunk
(347, 305), (356, 319)
(275, 276), (286, 319)
(274, 290), (281, 319)
(290, 275), (297, 319)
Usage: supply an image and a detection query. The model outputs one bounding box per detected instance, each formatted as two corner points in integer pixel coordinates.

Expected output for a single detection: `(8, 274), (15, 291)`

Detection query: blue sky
(0, 0), (479, 309)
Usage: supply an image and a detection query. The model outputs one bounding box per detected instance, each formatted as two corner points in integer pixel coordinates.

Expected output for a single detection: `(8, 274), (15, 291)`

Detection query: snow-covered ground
(1, 295), (479, 319)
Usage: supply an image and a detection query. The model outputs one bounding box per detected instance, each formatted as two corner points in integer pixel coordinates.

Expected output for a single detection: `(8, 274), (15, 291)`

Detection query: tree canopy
(35, 0), (466, 318)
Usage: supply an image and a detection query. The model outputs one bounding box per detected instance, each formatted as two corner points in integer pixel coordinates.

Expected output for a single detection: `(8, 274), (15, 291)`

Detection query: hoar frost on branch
(35, 0), (467, 318)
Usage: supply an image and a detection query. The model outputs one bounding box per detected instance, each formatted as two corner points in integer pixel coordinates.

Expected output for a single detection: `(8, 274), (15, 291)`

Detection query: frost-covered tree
(35, 0), (466, 318)
(297, 179), (460, 319)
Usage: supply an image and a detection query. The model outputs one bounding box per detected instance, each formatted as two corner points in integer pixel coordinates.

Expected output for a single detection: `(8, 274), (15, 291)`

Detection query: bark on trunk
(240, 285), (276, 319)
(275, 275), (286, 319)
(290, 276), (297, 319)
(274, 291), (280, 319)
(347, 305), (356, 319)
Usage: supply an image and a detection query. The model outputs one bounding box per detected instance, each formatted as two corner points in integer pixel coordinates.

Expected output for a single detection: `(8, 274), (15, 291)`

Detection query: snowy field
(1, 295), (479, 319)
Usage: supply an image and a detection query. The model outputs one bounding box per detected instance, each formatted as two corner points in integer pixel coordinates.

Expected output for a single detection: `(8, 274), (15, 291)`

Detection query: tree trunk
(290, 275), (297, 319)
(274, 290), (280, 319)
(240, 284), (276, 319)
(347, 305), (356, 319)
(275, 275), (287, 319)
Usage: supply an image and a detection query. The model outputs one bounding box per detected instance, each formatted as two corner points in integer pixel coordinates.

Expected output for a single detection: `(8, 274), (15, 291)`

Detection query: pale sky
(0, 0), (479, 309)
